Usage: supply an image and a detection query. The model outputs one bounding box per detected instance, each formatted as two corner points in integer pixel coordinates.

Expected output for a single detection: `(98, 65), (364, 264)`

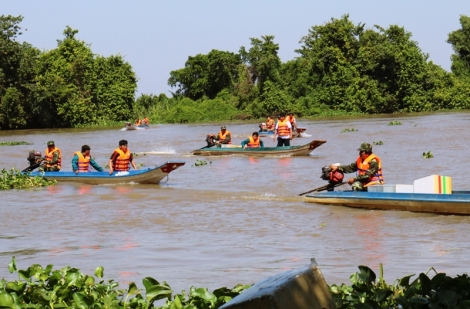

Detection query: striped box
(413, 175), (452, 194)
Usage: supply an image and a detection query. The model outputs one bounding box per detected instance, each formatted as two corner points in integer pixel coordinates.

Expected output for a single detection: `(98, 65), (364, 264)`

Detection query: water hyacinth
(0, 168), (56, 190)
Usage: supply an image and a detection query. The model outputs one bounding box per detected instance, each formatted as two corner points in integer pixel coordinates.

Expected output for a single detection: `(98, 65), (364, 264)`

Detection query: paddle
(298, 182), (345, 196)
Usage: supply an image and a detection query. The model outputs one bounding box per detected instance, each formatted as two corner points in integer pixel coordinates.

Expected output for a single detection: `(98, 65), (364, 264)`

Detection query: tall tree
(239, 35), (282, 95)
(447, 15), (470, 77)
(168, 49), (240, 100)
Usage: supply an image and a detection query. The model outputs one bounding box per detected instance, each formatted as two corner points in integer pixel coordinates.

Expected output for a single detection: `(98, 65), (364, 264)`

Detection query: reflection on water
(1, 112), (470, 291)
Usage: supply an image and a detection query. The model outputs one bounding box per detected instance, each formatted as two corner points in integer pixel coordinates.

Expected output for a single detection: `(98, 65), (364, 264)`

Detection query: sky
(3, 1), (469, 97)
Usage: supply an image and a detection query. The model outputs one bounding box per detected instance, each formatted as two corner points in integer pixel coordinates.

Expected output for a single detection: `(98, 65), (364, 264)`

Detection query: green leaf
(398, 274), (415, 287)
(418, 273), (431, 294)
(191, 288), (217, 305)
(127, 282), (139, 295)
(8, 257), (17, 273)
(375, 289), (393, 302)
(0, 292), (14, 308)
(145, 284), (173, 304)
(142, 277), (159, 291)
(94, 266), (104, 278)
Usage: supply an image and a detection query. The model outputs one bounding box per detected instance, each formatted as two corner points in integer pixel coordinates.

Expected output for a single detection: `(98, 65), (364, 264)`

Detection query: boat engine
(320, 164), (344, 185)
(206, 134), (216, 147)
(27, 151), (43, 166)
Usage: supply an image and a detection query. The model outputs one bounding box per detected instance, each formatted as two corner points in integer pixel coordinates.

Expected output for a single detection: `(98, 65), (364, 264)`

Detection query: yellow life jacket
(45, 147), (62, 169)
(356, 154), (384, 186)
(218, 130), (232, 144)
(74, 151), (90, 172)
(113, 148), (131, 171)
(276, 119), (290, 137)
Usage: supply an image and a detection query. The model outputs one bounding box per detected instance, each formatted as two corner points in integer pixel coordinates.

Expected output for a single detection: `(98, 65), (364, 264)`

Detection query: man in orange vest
(329, 142), (384, 191)
(72, 145), (104, 174)
(44, 140), (62, 172)
(108, 140), (138, 175)
(211, 126), (232, 146)
(274, 113), (292, 147)
(241, 132), (265, 148)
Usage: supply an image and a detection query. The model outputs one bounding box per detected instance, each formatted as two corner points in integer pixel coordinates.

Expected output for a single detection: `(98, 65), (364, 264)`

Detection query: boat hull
(192, 140), (326, 157)
(304, 191), (470, 215)
(27, 161), (185, 185)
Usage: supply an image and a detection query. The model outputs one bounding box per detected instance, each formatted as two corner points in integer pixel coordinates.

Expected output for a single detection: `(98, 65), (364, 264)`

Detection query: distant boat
(123, 122), (149, 130)
(26, 161), (185, 185)
(192, 140), (326, 157)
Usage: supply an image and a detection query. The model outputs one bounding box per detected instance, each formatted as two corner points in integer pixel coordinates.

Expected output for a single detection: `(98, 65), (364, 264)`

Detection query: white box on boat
(395, 184), (414, 193)
(414, 175), (452, 194)
(367, 185), (396, 192)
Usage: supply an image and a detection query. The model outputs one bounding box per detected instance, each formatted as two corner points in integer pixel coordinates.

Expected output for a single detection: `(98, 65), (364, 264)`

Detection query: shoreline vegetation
(2, 14), (470, 130)
(1, 257), (469, 309)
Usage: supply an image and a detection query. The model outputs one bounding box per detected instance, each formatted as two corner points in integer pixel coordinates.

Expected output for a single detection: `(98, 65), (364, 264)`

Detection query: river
(1, 111), (469, 293)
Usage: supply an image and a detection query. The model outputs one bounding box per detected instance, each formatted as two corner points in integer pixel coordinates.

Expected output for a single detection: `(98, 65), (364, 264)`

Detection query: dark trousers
(277, 137), (290, 147)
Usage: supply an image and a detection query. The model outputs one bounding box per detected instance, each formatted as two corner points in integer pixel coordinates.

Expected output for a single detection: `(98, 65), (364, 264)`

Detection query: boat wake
(135, 149), (176, 155)
(299, 132), (311, 138)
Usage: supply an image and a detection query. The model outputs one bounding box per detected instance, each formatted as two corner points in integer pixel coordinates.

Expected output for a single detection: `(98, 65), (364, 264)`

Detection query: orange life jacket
(112, 148), (131, 171)
(218, 130), (232, 144)
(247, 136), (261, 148)
(276, 119), (291, 137)
(287, 116), (296, 127)
(356, 154), (384, 186)
(74, 151), (91, 172)
(266, 119), (275, 130)
(45, 147), (62, 169)
(135, 119), (141, 125)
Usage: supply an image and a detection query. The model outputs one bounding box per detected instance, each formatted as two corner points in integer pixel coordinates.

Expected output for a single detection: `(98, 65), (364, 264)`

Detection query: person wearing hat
(44, 140), (62, 172)
(209, 126), (232, 146)
(329, 142), (384, 191)
(72, 145), (104, 174)
(273, 113), (292, 147)
(108, 139), (138, 175)
(241, 132), (265, 149)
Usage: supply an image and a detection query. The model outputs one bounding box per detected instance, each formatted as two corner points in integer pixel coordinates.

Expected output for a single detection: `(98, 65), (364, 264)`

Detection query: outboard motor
(320, 164), (344, 191)
(206, 134), (216, 147)
(22, 151), (43, 172)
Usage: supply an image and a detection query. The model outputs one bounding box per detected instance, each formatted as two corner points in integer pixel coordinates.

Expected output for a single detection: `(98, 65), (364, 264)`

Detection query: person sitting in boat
(241, 132), (265, 149)
(212, 126), (232, 146)
(266, 116), (275, 131)
(287, 113), (297, 131)
(259, 123), (267, 132)
(44, 140), (62, 172)
(142, 117), (149, 125)
(108, 139), (138, 175)
(72, 145), (104, 174)
(329, 142), (384, 191)
(135, 118), (142, 126)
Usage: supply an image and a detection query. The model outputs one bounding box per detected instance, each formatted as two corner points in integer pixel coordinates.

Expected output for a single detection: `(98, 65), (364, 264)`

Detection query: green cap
(47, 140), (55, 146)
(357, 142), (372, 152)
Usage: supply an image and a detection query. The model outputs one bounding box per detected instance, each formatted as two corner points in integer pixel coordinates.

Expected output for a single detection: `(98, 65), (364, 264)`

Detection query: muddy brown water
(1, 111), (469, 292)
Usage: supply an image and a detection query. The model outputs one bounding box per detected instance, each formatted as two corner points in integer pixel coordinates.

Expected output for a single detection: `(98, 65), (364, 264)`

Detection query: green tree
(239, 35), (282, 95)
(168, 49), (240, 100)
(447, 15), (470, 77)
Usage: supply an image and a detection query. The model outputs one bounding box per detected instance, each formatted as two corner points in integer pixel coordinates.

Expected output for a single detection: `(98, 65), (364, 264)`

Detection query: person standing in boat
(210, 126), (232, 146)
(44, 140), (62, 172)
(273, 113), (292, 147)
(329, 143), (384, 191)
(108, 140), (138, 175)
(72, 145), (104, 174)
(241, 132), (265, 149)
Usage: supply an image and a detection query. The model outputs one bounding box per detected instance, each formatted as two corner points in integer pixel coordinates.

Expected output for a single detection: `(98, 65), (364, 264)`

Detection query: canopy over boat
(192, 140), (326, 157)
(304, 190), (470, 215)
(26, 160), (185, 185)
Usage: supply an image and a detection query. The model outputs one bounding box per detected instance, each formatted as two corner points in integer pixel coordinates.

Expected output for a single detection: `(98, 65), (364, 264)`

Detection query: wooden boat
(192, 140), (326, 157)
(304, 190), (470, 215)
(26, 161), (185, 185)
(123, 122), (149, 130)
(258, 127), (307, 138)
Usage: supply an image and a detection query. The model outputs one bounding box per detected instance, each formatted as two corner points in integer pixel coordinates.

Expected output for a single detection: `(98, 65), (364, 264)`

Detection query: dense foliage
(0, 168), (56, 190)
(0, 257), (250, 309)
(2, 14), (470, 128)
(330, 264), (470, 309)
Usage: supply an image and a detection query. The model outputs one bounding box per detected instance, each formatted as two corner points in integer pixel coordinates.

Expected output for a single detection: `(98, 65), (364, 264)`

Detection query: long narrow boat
(304, 190), (470, 215)
(26, 161), (185, 185)
(192, 140), (326, 157)
(123, 122), (149, 130)
(258, 127), (307, 138)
